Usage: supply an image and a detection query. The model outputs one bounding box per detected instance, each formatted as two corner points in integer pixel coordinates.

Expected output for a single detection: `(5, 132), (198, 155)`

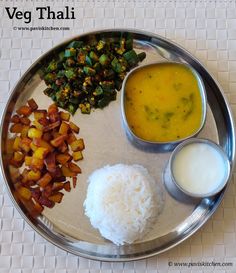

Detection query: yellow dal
(124, 63), (203, 142)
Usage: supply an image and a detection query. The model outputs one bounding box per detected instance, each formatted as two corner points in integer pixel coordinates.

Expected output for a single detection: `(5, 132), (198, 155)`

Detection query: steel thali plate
(0, 29), (235, 261)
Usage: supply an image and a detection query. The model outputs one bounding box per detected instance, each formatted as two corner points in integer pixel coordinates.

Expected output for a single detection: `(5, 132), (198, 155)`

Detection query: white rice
(84, 164), (162, 245)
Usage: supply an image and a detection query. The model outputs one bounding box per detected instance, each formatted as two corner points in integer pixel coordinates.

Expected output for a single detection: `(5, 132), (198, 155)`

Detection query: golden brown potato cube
(11, 114), (20, 123)
(18, 187), (32, 200)
(59, 122), (70, 135)
(13, 151), (24, 162)
(27, 170), (41, 181)
(72, 151), (83, 161)
(16, 105), (32, 117)
(34, 147), (49, 159)
(48, 192), (64, 203)
(43, 120), (61, 132)
(52, 182), (64, 192)
(27, 98), (38, 111)
(33, 138), (53, 151)
(61, 165), (76, 177)
(13, 137), (21, 151)
(48, 103), (58, 115)
(38, 117), (49, 126)
(21, 169), (29, 183)
(60, 111), (70, 121)
(24, 156), (32, 166)
(63, 181), (71, 192)
(9, 158), (22, 167)
(56, 154), (71, 165)
(31, 157), (44, 171)
(33, 202), (44, 213)
(57, 142), (68, 153)
(69, 121), (80, 134)
(34, 110), (47, 120)
(42, 132), (53, 142)
(33, 120), (44, 131)
(19, 137), (32, 153)
(37, 173), (52, 188)
(28, 128), (43, 139)
(20, 126), (30, 138)
(44, 152), (56, 173)
(72, 176), (77, 188)
(70, 139), (85, 152)
(20, 117), (31, 125)
(30, 142), (38, 152)
(10, 123), (23, 133)
(50, 134), (67, 147)
(68, 162), (81, 174)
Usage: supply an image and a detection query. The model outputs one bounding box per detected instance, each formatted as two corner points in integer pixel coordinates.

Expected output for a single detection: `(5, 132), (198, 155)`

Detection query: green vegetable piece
(68, 103), (77, 115)
(96, 40), (106, 51)
(97, 97), (111, 108)
(65, 69), (76, 79)
(123, 50), (139, 67)
(83, 66), (96, 76)
(89, 51), (99, 62)
(47, 60), (57, 72)
(44, 73), (56, 84)
(138, 52), (146, 62)
(99, 54), (110, 66)
(115, 79), (122, 90)
(93, 62), (101, 72)
(93, 86), (103, 96)
(111, 57), (123, 73)
(99, 81), (115, 92)
(125, 37), (133, 51)
(59, 51), (65, 61)
(69, 97), (80, 104)
(43, 88), (54, 96)
(65, 48), (76, 58)
(65, 58), (76, 67)
(79, 103), (91, 114)
(67, 40), (83, 49)
(85, 55), (93, 66)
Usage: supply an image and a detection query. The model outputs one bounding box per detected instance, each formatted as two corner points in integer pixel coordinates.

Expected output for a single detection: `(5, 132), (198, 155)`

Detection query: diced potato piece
(9, 158), (22, 167)
(48, 192), (64, 203)
(39, 196), (54, 208)
(34, 147), (49, 159)
(49, 166), (62, 178)
(72, 151), (83, 161)
(20, 117), (31, 125)
(49, 112), (60, 123)
(33, 120), (44, 130)
(56, 154), (71, 165)
(37, 173), (52, 188)
(63, 181), (71, 192)
(72, 176), (77, 188)
(10, 123), (23, 133)
(61, 165), (76, 177)
(42, 132), (53, 142)
(16, 105), (32, 117)
(25, 156), (32, 166)
(33, 202), (44, 213)
(13, 137), (21, 151)
(70, 139), (85, 152)
(48, 103), (58, 115)
(18, 187), (32, 200)
(43, 120), (61, 132)
(59, 122), (69, 135)
(69, 122), (80, 134)
(33, 138), (53, 151)
(19, 137), (32, 153)
(21, 169), (29, 183)
(50, 134), (67, 147)
(27, 170), (41, 181)
(34, 110), (47, 120)
(20, 126), (30, 138)
(31, 187), (41, 201)
(28, 128), (43, 139)
(52, 182), (64, 191)
(38, 117), (49, 126)
(68, 162), (81, 173)
(13, 151), (24, 162)
(11, 114), (20, 123)
(57, 142), (68, 153)
(60, 111), (70, 121)
(31, 157), (44, 171)
(30, 142), (38, 152)
(44, 152), (56, 173)
(27, 98), (38, 111)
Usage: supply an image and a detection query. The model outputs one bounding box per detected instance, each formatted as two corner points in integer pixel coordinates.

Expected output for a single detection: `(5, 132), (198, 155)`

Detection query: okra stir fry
(43, 34), (146, 114)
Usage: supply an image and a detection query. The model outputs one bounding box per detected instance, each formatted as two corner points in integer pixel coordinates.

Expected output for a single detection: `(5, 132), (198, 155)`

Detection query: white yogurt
(172, 142), (228, 196)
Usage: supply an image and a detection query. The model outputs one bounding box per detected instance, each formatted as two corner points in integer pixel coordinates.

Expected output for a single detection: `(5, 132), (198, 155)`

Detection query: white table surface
(0, 0), (236, 272)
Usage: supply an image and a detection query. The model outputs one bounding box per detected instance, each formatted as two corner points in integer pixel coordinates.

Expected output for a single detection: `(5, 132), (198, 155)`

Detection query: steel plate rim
(0, 28), (235, 262)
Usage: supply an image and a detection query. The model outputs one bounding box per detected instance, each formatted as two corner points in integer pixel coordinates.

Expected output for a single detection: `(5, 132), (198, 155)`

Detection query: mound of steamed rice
(84, 164), (161, 245)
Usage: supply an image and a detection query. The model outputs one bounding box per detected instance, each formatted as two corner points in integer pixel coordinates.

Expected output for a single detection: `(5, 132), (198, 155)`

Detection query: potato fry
(11, 114), (20, 123)
(59, 122), (69, 135)
(56, 153), (71, 165)
(37, 173), (52, 188)
(48, 192), (64, 203)
(27, 98), (38, 111)
(28, 128), (43, 139)
(10, 123), (23, 133)
(69, 121), (80, 134)
(70, 139), (85, 152)
(16, 105), (32, 117)
(72, 151), (83, 161)
(50, 134), (67, 147)
(60, 111), (70, 121)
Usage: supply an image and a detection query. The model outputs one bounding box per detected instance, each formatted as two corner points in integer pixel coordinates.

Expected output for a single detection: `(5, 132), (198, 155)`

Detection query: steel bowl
(121, 62), (207, 152)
